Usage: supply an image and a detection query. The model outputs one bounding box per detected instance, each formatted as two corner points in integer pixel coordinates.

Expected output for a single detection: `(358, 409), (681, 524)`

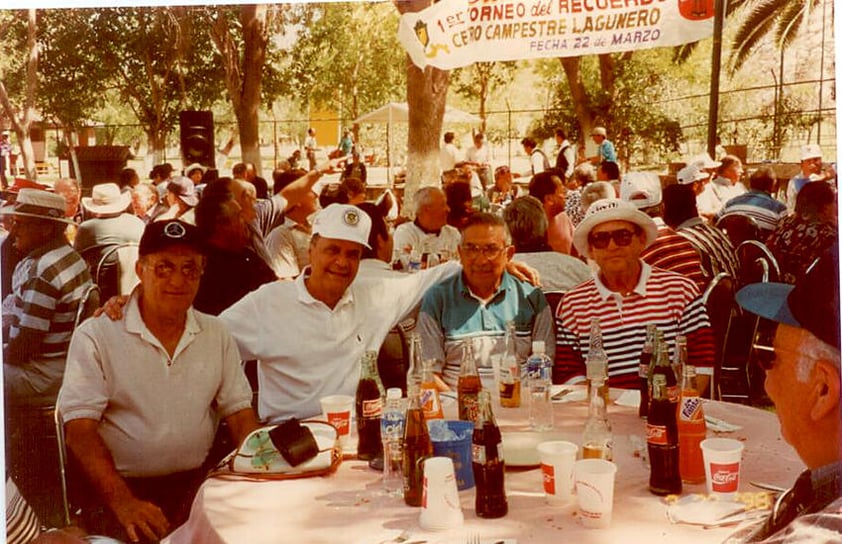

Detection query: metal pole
(706, 0), (726, 159)
(816, 0), (827, 144)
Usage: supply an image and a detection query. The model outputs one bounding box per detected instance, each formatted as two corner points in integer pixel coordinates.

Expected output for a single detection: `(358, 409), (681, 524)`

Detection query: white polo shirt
(58, 291), (253, 477)
(393, 221), (461, 258)
(220, 261), (459, 422)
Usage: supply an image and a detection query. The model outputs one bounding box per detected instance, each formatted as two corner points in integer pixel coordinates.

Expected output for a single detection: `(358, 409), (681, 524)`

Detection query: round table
(164, 388), (802, 544)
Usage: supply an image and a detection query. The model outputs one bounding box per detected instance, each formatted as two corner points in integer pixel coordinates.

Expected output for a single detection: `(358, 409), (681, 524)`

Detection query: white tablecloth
(165, 389), (802, 544)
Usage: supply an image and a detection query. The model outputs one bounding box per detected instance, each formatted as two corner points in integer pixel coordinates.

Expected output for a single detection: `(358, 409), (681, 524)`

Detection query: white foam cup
(574, 458), (617, 528)
(700, 438), (744, 500)
(538, 440), (579, 505)
(320, 394), (354, 449)
(419, 456), (464, 531)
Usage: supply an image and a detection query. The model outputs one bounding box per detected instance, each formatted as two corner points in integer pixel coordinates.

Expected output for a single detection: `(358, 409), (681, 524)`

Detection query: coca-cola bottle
(472, 390), (507, 518)
(647, 374), (682, 495)
(458, 342), (482, 423)
(678, 364), (707, 484)
(585, 318), (609, 407)
(402, 384), (433, 506)
(652, 339), (679, 404)
(672, 335), (688, 388)
(638, 324), (656, 419)
(356, 350), (386, 460)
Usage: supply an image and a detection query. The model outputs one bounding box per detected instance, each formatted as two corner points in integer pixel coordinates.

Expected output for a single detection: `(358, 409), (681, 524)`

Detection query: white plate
(501, 431), (565, 467)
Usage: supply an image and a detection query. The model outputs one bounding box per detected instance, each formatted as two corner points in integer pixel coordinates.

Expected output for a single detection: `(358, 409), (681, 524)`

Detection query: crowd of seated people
(2, 135), (838, 543)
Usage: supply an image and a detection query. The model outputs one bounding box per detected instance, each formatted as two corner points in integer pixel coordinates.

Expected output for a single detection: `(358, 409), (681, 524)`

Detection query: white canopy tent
(353, 101), (481, 179)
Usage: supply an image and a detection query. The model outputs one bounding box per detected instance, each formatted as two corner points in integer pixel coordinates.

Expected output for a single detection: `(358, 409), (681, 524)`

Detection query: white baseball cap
(800, 144), (823, 161)
(620, 172), (662, 209)
(689, 153), (721, 169)
(676, 163), (709, 185)
(312, 204), (372, 249)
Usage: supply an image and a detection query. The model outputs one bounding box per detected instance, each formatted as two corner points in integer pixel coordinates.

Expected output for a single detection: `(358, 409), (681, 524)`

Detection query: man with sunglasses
(735, 245), (841, 542)
(58, 220), (259, 543)
(555, 198), (715, 392)
(417, 213), (555, 388)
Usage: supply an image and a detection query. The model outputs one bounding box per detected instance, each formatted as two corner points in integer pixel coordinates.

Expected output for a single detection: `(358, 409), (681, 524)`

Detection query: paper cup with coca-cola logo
(700, 438), (744, 500)
(320, 394), (354, 449)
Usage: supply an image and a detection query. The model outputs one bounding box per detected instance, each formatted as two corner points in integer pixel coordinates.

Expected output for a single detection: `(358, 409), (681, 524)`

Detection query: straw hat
(0, 188), (73, 224)
(572, 198), (658, 258)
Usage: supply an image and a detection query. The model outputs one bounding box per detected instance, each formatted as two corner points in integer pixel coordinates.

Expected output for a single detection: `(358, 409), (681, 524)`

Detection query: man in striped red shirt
(554, 198), (715, 392)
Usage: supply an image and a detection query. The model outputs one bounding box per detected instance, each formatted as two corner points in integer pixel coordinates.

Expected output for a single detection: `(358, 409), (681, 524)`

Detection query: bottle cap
(386, 387), (402, 399)
(532, 340), (545, 353)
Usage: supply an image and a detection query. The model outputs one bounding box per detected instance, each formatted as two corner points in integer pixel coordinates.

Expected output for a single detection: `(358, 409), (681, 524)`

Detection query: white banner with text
(398, 0), (716, 70)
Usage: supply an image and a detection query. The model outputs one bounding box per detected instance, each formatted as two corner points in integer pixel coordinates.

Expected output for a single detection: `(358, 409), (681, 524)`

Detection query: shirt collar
(296, 266), (354, 309)
(593, 261), (651, 300)
(124, 287), (201, 349)
(414, 219), (441, 236)
(677, 217), (705, 230)
(458, 270), (512, 304)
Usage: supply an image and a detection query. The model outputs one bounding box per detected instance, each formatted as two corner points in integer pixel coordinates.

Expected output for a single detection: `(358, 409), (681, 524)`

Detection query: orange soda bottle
(677, 364), (707, 484)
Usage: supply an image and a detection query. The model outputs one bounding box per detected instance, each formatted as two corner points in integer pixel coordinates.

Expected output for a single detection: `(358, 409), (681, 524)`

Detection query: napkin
(614, 389), (641, 408)
(705, 415), (743, 432)
(667, 495), (746, 525)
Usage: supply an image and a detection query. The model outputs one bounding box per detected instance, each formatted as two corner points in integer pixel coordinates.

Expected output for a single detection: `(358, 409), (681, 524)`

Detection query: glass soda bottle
(402, 384), (433, 506)
(419, 359), (444, 420)
(585, 318), (610, 407)
(472, 390), (508, 518)
(647, 374), (682, 495)
(652, 339), (679, 404)
(582, 375), (614, 460)
(458, 341), (482, 422)
(638, 324), (656, 419)
(677, 364), (707, 484)
(356, 350), (386, 460)
(526, 341), (553, 431)
(405, 333), (424, 396)
(498, 321), (521, 408)
(673, 335), (688, 389)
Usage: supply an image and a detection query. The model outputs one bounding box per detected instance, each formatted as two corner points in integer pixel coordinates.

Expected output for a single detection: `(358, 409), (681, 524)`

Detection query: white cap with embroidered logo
(312, 204), (372, 249)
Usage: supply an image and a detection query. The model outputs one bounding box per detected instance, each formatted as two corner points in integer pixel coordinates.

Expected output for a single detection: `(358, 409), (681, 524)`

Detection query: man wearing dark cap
(736, 245), (841, 542)
(57, 220), (259, 543)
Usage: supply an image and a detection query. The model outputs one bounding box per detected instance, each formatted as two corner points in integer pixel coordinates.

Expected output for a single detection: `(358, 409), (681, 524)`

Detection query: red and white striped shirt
(554, 263), (715, 389)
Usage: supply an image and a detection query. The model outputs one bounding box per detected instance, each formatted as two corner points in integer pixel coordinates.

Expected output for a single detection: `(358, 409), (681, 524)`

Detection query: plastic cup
(320, 394), (354, 449)
(419, 456), (464, 531)
(574, 458), (617, 528)
(428, 420), (475, 490)
(700, 438), (744, 500)
(538, 440), (579, 505)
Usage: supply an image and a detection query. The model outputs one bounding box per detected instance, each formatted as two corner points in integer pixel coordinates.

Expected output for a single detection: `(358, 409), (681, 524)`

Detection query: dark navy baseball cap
(736, 244), (840, 349)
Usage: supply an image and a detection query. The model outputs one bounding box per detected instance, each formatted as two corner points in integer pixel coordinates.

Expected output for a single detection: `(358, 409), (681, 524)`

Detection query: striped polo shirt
(676, 217), (740, 282)
(640, 219), (706, 292)
(718, 190), (788, 234)
(554, 263), (715, 389)
(8, 238), (92, 359)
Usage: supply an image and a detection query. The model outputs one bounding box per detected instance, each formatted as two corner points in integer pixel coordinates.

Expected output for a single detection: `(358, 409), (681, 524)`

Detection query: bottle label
(679, 396), (703, 422)
(710, 462), (740, 492)
(472, 443), (486, 464)
(646, 423), (668, 445)
(420, 387), (443, 418)
(667, 385), (680, 403)
(327, 411), (350, 436)
(460, 396), (480, 423)
(638, 363), (649, 378)
(362, 398), (382, 418)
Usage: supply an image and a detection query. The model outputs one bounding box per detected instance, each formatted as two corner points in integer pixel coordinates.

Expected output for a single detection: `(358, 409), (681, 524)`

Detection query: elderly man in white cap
(736, 245), (841, 541)
(677, 160), (720, 222)
(587, 126), (617, 165)
(217, 203), (538, 423)
(554, 198), (715, 391)
(2, 189), (94, 406)
(785, 144), (835, 211)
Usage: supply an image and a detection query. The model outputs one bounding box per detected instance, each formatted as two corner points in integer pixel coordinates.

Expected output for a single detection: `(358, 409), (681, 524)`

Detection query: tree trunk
(559, 56), (594, 148)
(395, 0), (449, 218)
(237, 5), (268, 175)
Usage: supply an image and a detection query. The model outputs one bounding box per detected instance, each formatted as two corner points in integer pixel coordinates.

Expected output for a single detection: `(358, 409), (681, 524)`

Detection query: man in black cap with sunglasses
(554, 198), (715, 392)
(736, 245), (841, 542)
(57, 220), (259, 543)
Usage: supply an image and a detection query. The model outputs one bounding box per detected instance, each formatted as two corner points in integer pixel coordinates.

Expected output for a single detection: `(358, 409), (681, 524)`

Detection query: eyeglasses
(460, 243), (508, 260)
(146, 259), (204, 281)
(754, 344), (776, 370)
(588, 228), (637, 250)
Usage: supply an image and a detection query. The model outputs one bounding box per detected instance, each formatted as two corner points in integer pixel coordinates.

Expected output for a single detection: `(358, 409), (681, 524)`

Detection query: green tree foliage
(536, 50), (683, 166)
(284, 2), (406, 130)
(450, 61), (517, 134)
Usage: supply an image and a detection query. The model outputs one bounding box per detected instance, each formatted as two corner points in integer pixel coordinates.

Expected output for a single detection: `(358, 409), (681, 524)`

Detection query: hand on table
(93, 295), (129, 321)
(111, 496), (170, 543)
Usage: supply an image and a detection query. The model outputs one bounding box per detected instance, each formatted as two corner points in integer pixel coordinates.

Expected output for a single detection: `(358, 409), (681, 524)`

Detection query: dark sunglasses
(588, 228), (637, 250)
